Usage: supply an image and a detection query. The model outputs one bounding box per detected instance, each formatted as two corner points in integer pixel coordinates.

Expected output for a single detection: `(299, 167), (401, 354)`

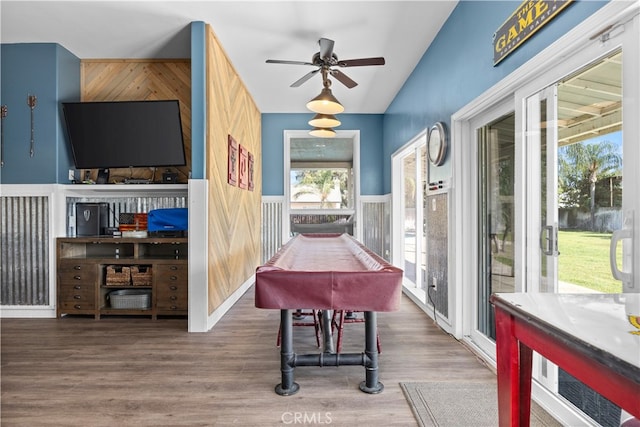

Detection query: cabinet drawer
(156, 281), (187, 297)
(60, 282), (95, 296)
(155, 264), (188, 282)
(156, 281), (187, 311)
(156, 298), (187, 311)
(58, 300), (96, 311)
(59, 283), (96, 310)
(58, 262), (98, 283)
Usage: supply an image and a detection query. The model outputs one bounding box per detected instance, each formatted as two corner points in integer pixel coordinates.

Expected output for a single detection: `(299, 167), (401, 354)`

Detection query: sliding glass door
(461, 7), (638, 425)
(525, 50), (632, 425)
(469, 101), (516, 354)
(392, 132), (428, 302)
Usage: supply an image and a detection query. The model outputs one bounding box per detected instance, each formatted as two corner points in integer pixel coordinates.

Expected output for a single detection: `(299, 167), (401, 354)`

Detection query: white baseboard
(206, 276), (254, 331)
(1, 306), (56, 318)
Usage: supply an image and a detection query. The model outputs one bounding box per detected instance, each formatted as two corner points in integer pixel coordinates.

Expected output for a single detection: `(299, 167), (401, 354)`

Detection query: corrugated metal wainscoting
(1, 192), (188, 309)
(426, 193), (448, 318)
(1, 196), (50, 305)
(361, 198), (390, 261)
(261, 197), (283, 263)
(260, 196), (392, 264)
(66, 196), (187, 233)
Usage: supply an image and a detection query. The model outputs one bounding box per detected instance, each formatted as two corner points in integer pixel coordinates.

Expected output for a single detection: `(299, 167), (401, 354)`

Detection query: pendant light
(308, 113), (341, 128)
(309, 127), (336, 138)
(306, 74), (344, 114)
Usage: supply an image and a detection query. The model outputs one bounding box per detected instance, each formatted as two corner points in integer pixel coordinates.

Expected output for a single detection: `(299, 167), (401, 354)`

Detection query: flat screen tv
(62, 100), (186, 169)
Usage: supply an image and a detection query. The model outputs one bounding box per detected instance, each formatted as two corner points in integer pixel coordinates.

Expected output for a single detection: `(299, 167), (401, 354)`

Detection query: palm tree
(558, 140), (621, 230)
(292, 169), (347, 208)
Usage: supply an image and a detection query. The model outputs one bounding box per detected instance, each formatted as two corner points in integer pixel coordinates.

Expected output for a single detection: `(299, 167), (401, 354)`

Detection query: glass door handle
(541, 226), (552, 255)
(541, 225), (560, 256)
(610, 210), (633, 287)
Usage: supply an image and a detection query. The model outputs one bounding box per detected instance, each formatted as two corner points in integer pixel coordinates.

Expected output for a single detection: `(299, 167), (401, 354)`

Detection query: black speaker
(76, 203), (109, 236)
(96, 168), (110, 184)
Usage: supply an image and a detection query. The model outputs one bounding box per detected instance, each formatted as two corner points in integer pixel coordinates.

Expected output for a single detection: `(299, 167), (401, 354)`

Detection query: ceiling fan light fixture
(308, 113), (341, 128)
(309, 127), (336, 138)
(306, 88), (344, 114)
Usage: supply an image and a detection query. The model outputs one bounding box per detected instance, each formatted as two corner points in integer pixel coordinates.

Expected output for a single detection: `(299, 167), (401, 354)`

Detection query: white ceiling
(0, 1), (458, 113)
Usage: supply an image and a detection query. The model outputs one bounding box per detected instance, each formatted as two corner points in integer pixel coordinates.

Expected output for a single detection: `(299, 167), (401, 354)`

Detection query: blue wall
(261, 113), (383, 195)
(190, 22), (206, 180)
(382, 0), (608, 193)
(55, 44), (82, 183)
(1, 28), (208, 184)
(1, 43), (80, 183)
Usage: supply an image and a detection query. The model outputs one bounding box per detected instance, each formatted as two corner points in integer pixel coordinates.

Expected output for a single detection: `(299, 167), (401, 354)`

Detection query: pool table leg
(275, 309), (300, 396)
(359, 311), (384, 394)
(320, 309), (336, 354)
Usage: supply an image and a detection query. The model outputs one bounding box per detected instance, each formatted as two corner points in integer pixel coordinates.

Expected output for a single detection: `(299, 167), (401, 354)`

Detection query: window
(290, 164), (352, 210)
(283, 130), (360, 240)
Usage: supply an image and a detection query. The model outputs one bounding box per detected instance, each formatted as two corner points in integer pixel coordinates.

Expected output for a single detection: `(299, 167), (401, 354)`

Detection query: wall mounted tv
(62, 100), (186, 170)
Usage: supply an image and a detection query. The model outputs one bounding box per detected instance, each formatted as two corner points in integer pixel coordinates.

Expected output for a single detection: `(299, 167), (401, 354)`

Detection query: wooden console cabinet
(56, 237), (188, 319)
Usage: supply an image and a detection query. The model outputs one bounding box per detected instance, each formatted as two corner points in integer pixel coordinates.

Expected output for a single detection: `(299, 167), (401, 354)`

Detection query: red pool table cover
(255, 234), (403, 311)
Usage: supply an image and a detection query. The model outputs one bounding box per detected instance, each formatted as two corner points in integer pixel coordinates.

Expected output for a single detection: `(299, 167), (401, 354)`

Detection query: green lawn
(558, 230), (623, 293)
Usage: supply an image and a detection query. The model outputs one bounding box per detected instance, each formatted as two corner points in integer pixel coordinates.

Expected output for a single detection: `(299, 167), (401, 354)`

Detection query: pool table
(255, 233), (403, 395)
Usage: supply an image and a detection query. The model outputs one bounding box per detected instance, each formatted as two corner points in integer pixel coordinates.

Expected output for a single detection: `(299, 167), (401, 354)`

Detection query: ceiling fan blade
(318, 38), (335, 61)
(338, 57), (386, 67)
(330, 69), (358, 89)
(266, 59), (315, 66)
(291, 69), (320, 87)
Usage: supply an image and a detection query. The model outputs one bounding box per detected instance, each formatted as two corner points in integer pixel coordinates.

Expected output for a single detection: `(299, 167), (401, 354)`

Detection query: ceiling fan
(266, 38), (385, 89)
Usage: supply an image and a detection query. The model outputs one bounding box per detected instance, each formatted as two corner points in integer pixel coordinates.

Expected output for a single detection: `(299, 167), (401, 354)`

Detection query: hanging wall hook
(27, 94), (37, 157)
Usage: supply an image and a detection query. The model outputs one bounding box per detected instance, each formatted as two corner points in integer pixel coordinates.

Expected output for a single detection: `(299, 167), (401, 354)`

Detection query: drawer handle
(170, 266), (178, 270)
(170, 305), (178, 310)
(74, 304), (82, 309)
(74, 275), (81, 280)
(170, 286), (178, 291)
(170, 275), (177, 281)
(74, 285), (81, 290)
(74, 265), (82, 270)
(170, 296), (177, 301)
(73, 295), (82, 299)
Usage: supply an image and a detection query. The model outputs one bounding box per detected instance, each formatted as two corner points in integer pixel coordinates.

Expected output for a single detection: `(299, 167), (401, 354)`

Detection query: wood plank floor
(1, 287), (522, 426)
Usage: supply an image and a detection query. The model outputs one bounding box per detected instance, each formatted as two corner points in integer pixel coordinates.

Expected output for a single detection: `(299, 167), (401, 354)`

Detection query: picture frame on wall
(239, 144), (248, 189)
(228, 135), (238, 186)
(248, 151), (254, 191)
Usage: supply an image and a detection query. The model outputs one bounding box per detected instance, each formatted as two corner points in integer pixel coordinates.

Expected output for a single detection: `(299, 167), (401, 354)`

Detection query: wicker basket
(105, 265), (131, 286)
(131, 265), (152, 286)
(108, 289), (151, 309)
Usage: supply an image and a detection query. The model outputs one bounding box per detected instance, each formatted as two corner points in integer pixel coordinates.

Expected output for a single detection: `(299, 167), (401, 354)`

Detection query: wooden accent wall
(80, 35), (262, 318)
(80, 59), (191, 183)
(205, 25), (262, 314)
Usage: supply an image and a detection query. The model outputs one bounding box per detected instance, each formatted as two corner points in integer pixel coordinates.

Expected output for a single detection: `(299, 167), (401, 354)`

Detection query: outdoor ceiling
(557, 51), (622, 146)
(290, 138), (353, 163)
